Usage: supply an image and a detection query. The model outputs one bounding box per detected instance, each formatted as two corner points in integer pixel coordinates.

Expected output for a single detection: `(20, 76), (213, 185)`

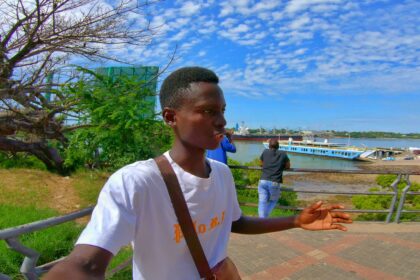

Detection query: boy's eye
(202, 108), (225, 115)
(203, 109), (215, 115)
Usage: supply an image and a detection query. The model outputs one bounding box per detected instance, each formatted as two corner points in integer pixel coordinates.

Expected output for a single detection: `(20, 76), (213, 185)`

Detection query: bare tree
(0, 0), (159, 173)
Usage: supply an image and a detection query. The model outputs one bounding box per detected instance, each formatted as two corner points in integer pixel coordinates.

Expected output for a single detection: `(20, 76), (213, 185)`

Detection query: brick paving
(227, 222), (420, 280)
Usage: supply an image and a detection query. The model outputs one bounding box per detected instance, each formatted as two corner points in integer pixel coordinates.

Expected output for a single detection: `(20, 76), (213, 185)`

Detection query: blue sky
(84, 0), (420, 133)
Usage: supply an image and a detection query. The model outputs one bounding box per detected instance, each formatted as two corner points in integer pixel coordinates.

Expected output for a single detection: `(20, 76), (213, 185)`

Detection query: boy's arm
(232, 201), (352, 234)
(43, 244), (112, 280)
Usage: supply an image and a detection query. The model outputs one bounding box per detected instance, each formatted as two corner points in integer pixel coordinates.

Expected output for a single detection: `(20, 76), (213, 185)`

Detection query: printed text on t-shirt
(173, 211), (225, 243)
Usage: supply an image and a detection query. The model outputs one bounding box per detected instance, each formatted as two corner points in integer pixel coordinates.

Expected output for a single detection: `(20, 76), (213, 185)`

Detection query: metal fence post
(5, 237), (40, 280)
(0, 273), (11, 280)
(386, 174), (401, 223)
(395, 174), (411, 223)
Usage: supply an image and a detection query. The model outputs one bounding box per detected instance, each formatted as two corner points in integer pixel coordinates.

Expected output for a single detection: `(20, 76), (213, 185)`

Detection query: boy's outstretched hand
(295, 201), (352, 231)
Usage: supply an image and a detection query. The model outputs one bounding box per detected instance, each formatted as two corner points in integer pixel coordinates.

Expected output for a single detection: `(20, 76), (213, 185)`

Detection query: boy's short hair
(159, 66), (219, 109)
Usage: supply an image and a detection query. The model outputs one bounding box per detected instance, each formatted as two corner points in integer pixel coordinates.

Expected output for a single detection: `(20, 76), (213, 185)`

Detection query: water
(327, 137), (420, 149)
(228, 138), (420, 170)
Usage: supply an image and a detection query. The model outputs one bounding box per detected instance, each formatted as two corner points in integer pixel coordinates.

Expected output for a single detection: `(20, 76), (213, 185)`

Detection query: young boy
(45, 67), (351, 280)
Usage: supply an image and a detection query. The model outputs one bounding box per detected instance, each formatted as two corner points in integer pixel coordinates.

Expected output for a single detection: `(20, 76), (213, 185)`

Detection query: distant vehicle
(382, 157), (396, 161)
(403, 156), (414, 160)
(409, 147), (420, 155)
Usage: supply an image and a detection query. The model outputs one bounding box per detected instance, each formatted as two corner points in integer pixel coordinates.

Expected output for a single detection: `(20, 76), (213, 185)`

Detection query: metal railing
(1, 167), (419, 280)
(231, 166), (420, 223)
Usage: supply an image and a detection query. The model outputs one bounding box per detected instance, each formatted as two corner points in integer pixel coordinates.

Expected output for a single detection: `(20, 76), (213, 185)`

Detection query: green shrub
(228, 157), (263, 187)
(243, 158), (262, 186)
(0, 152), (46, 170)
(352, 175), (420, 221)
(228, 158), (250, 187)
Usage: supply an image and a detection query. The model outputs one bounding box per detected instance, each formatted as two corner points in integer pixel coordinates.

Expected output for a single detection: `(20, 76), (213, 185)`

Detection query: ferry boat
(263, 138), (365, 160)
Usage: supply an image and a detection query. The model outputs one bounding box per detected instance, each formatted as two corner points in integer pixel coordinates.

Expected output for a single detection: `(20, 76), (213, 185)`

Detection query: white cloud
(219, 2), (234, 17)
(180, 1), (201, 16)
(289, 14), (311, 30)
(231, 24), (249, 33)
(70, 0), (419, 104)
(285, 0), (342, 14)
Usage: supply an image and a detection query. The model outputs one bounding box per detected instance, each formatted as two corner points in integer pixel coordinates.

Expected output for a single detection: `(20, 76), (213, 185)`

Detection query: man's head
(160, 67), (226, 151)
(268, 138), (279, 150)
(160, 67), (219, 110)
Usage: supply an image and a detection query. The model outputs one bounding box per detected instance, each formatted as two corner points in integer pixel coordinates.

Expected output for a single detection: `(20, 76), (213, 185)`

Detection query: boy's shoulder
(207, 158), (232, 175)
(107, 158), (161, 188)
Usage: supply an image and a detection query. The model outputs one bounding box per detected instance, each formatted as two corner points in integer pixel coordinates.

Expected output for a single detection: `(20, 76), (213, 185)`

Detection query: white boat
(263, 138), (365, 160)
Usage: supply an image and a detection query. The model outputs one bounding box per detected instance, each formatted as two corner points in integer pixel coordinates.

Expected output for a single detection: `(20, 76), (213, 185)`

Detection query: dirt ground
(358, 157), (420, 183)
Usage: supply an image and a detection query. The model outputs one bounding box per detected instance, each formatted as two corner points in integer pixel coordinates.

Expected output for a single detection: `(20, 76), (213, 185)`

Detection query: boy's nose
(215, 112), (226, 128)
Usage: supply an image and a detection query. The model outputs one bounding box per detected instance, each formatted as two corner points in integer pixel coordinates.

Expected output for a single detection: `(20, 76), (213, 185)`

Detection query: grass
(0, 169), (52, 209)
(0, 168), (133, 279)
(71, 170), (109, 207)
(0, 205), (83, 279)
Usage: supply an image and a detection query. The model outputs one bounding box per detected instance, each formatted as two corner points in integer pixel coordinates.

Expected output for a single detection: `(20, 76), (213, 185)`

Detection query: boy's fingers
(326, 204), (345, 211)
(331, 212), (351, 219)
(308, 201), (323, 212)
(330, 224), (348, 231)
(333, 218), (353, 224)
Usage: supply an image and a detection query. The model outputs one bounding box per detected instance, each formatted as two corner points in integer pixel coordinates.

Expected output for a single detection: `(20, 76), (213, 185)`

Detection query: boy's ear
(162, 107), (176, 126)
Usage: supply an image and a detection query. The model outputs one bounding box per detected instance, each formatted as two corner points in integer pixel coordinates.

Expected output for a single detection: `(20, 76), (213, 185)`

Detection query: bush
(0, 152), (46, 170)
(228, 157), (262, 187)
(228, 158), (251, 187)
(352, 175), (420, 221)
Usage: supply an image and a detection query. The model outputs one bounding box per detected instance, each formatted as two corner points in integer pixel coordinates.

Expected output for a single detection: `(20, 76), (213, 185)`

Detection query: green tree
(63, 69), (173, 171)
(0, 0), (159, 173)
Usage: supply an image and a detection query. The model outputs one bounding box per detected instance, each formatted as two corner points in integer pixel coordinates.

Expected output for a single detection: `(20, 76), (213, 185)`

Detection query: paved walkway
(227, 222), (420, 280)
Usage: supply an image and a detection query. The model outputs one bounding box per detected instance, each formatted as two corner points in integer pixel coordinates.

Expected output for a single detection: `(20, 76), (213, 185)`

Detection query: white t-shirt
(76, 152), (242, 280)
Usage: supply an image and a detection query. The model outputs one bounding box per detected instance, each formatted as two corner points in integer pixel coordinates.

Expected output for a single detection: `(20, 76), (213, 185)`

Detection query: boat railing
(0, 167), (419, 279)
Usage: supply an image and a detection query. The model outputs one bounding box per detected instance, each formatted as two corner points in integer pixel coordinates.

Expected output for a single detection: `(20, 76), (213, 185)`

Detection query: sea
(229, 138), (420, 171)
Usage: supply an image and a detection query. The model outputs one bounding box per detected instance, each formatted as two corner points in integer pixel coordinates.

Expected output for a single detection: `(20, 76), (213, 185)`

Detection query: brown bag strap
(154, 155), (214, 280)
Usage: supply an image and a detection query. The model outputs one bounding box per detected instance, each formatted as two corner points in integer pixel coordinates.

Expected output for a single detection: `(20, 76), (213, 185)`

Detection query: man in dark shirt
(258, 138), (290, 218)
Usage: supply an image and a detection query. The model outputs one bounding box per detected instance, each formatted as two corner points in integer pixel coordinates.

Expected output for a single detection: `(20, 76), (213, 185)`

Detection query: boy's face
(166, 82), (227, 151)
